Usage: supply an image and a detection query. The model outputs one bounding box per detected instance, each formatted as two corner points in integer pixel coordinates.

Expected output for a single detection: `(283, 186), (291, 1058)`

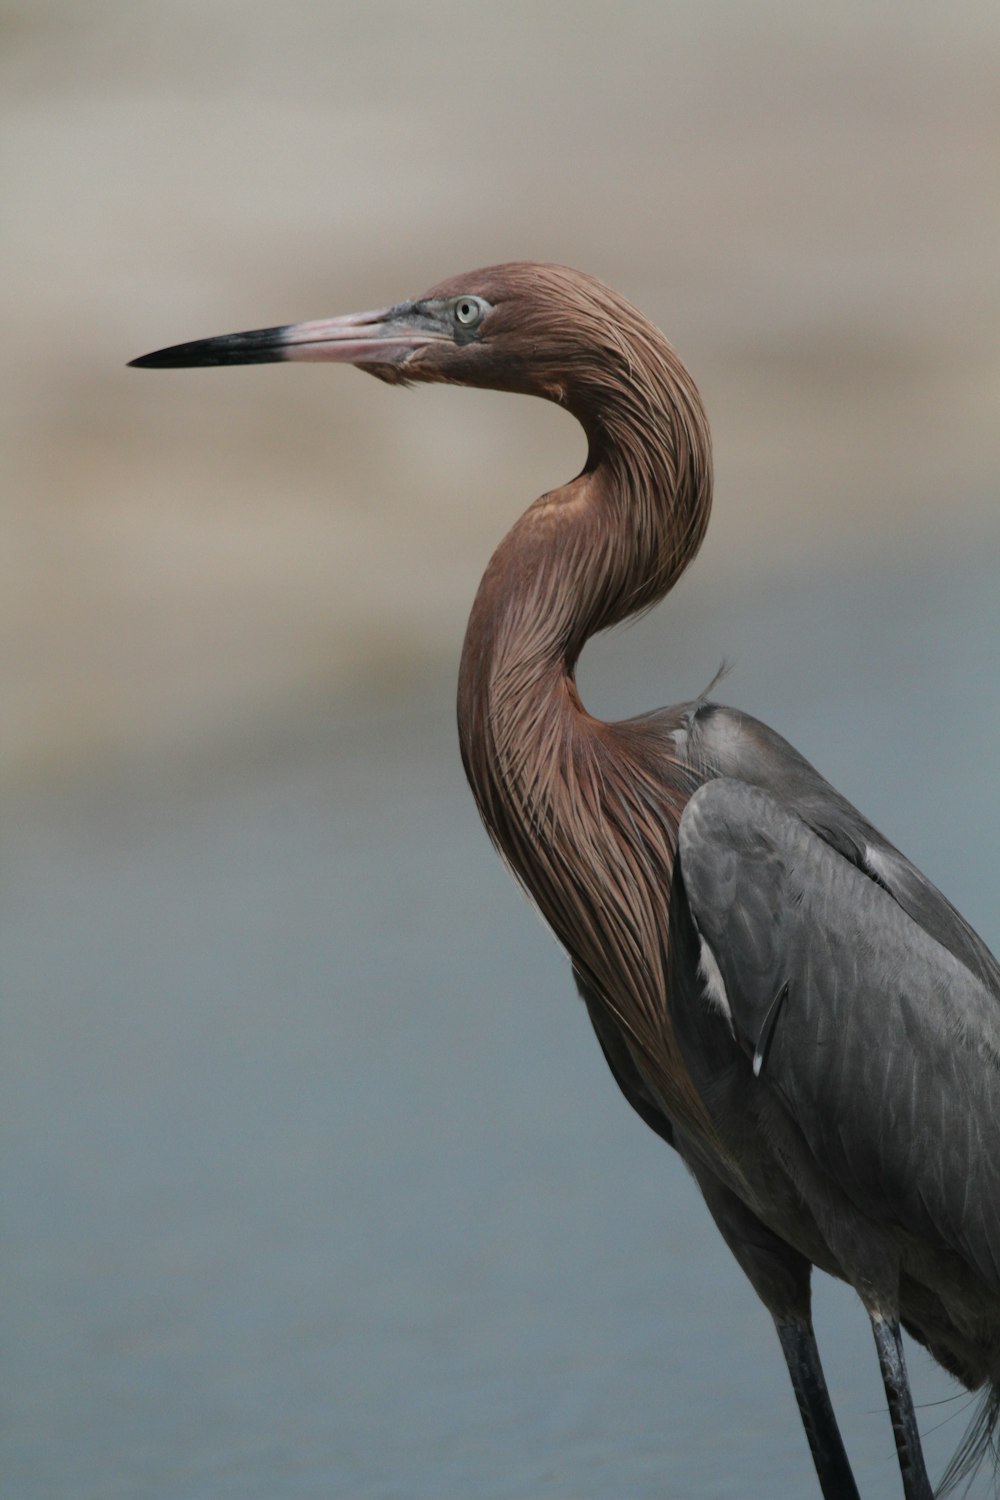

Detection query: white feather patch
(698, 935), (733, 1028)
(864, 843), (896, 889)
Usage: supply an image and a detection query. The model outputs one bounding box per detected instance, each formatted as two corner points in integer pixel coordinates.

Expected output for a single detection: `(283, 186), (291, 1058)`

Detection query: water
(4, 549), (999, 1499)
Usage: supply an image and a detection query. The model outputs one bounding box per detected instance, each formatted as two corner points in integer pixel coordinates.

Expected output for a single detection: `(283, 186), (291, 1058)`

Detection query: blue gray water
(4, 546), (999, 1499)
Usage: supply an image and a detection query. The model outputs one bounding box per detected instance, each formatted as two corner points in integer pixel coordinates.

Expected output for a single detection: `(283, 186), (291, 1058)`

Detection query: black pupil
(460, 301), (474, 320)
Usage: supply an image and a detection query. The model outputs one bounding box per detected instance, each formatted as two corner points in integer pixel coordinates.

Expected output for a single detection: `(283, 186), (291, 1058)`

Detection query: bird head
(129, 262), (658, 417)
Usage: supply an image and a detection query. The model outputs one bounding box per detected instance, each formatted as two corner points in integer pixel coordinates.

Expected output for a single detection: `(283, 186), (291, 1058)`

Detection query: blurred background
(3, 3), (998, 1497)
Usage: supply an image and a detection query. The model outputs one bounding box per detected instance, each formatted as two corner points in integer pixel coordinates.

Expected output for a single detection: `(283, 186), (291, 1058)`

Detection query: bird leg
(869, 1311), (934, 1500)
(776, 1322), (861, 1500)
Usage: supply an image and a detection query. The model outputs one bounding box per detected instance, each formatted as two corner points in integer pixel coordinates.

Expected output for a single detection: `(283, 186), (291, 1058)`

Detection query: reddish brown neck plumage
(456, 300), (714, 1128)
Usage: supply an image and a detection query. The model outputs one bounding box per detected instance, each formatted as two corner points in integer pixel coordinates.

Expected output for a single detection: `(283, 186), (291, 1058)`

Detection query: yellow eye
(454, 297), (482, 328)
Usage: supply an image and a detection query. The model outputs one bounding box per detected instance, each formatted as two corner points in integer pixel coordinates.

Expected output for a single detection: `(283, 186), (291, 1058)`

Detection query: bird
(131, 262), (1000, 1500)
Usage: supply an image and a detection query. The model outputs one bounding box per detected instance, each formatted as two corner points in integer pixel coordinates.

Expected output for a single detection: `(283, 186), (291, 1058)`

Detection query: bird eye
(454, 297), (483, 328)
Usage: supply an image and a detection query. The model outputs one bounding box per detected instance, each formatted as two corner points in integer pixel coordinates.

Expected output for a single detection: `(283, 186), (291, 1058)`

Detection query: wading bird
(132, 263), (999, 1500)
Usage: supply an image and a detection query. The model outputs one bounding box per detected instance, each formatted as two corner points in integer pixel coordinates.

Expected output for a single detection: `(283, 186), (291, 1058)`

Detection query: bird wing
(680, 702), (1000, 998)
(677, 777), (1000, 1290)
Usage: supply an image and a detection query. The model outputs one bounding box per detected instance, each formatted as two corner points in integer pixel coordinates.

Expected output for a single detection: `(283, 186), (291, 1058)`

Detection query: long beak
(129, 307), (448, 370)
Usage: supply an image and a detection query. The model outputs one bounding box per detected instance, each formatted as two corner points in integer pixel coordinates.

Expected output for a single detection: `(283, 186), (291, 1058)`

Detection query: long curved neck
(458, 333), (711, 794)
(457, 346), (713, 1128)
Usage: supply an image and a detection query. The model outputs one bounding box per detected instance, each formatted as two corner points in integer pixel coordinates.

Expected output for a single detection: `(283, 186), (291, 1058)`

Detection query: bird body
(132, 261), (1000, 1499)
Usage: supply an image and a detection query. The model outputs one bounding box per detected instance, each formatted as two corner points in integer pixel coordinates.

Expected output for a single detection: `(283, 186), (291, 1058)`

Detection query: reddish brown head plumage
(447, 264), (715, 1134)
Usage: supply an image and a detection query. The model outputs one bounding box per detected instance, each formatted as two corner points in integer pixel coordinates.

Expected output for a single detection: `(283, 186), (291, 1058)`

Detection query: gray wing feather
(678, 777), (1000, 1290)
(683, 703), (1000, 996)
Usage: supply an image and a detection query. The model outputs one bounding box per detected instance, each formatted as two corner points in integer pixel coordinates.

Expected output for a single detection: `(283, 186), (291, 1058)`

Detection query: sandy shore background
(3, 0), (998, 789)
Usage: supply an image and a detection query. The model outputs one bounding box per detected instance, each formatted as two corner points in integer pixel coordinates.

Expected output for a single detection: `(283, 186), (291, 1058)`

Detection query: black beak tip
(128, 350), (171, 369)
(128, 327), (291, 370)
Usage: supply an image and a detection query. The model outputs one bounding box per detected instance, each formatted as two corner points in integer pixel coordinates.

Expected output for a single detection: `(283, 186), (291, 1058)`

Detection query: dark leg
(777, 1322), (861, 1500)
(869, 1312), (933, 1500)
(673, 1159), (861, 1500)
